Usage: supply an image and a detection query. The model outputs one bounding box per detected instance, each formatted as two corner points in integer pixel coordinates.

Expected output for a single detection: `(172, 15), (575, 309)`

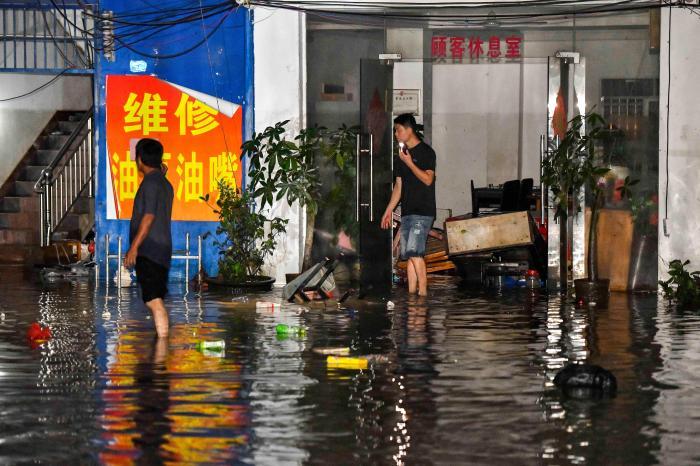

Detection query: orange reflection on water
(99, 323), (249, 465)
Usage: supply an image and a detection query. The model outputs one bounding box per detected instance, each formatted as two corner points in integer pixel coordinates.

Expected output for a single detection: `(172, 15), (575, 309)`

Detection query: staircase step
(0, 228), (39, 245)
(0, 196), (39, 213)
(45, 134), (70, 149)
(20, 165), (47, 182)
(35, 149), (59, 165)
(67, 112), (85, 122)
(0, 212), (39, 229)
(11, 181), (38, 197)
(57, 120), (80, 134)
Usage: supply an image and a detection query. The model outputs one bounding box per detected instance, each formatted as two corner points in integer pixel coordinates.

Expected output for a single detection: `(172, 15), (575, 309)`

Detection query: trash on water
(231, 296), (249, 303)
(313, 347), (351, 356)
(27, 322), (51, 342)
(386, 301), (395, 310)
(195, 340), (226, 357)
(362, 354), (390, 364)
(256, 301), (280, 311)
(275, 324), (306, 336)
(327, 356), (368, 370)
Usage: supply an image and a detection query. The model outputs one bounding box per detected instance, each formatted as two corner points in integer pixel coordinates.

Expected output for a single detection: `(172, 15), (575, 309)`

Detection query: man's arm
(398, 150), (434, 186)
(124, 214), (155, 268)
(381, 177), (402, 229)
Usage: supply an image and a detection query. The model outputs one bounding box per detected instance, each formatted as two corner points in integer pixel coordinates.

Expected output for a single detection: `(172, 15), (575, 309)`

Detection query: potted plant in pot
(542, 112), (610, 294)
(202, 179), (287, 291)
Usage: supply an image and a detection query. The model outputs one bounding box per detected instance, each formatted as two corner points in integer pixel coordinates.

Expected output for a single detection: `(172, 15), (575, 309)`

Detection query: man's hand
(124, 247), (138, 269)
(381, 210), (393, 229)
(398, 147), (412, 166)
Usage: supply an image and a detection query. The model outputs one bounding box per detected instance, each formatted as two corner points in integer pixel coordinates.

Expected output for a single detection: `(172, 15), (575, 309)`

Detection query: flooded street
(1, 268), (699, 465)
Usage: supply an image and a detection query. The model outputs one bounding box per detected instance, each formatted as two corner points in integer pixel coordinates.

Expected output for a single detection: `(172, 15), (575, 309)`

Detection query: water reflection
(2, 270), (700, 464)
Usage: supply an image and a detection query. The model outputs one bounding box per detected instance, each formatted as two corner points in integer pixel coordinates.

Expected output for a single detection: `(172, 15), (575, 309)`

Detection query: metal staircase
(0, 110), (94, 263)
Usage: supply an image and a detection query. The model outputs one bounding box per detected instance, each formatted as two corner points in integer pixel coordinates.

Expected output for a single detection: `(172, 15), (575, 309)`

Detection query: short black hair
(135, 138), (163, 168)
(393, 113), (423, 139)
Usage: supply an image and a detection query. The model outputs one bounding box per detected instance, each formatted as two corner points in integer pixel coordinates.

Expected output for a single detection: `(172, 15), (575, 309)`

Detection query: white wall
(253, 8), (306, 284)
(0, 74), (92, 186)
(658, 7), (700, 279)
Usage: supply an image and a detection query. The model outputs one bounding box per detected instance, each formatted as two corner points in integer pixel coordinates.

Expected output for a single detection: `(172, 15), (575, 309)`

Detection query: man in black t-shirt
(381, 114), (436, 297)
(124, 138), (174, 338)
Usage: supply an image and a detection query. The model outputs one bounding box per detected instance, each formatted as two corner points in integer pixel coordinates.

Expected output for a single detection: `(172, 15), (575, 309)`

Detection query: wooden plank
(595, 209), (634, 291)
(445, 211), (533, 256)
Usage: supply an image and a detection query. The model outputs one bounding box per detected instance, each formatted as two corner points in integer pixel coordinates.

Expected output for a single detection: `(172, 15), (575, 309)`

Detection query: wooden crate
(445, 211), (533, 256)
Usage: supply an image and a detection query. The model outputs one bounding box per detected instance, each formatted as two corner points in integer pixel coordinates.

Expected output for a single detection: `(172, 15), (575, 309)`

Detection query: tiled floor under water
(0, 266), (699, 465)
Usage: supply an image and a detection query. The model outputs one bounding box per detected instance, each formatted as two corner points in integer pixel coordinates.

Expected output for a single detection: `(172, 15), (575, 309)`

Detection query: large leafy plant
(541, 113), (610, 289)
(203, 180), (286, 282)
(660, 260), (700, 308)
(243, 120), (359, 268)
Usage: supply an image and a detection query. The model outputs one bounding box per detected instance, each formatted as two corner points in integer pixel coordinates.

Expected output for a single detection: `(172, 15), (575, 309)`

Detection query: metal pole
(105, 234), (110, 289)
(185, 232), (190, 290)
(197, 235), (202, 289)
(117, 236), (122, 290)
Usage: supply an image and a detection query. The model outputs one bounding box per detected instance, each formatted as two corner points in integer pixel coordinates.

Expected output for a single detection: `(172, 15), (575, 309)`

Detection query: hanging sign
(106, 75), (243, 221)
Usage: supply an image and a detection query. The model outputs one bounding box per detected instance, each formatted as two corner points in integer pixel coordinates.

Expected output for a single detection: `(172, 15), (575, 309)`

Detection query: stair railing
(34, 109), (94, 247)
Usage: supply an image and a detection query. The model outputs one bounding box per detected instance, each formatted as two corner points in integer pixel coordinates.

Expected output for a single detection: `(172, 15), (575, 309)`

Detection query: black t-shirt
(396, 141), (437, 218)
(130, 170), (174, 269)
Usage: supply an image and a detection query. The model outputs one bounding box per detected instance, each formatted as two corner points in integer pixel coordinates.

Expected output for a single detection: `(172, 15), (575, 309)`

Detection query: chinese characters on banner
(106, 75), (243, 221)
(431, 34), (523, 62)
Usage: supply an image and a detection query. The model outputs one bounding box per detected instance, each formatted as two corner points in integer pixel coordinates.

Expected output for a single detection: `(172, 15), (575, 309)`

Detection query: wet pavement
(0, 267), (699, 465)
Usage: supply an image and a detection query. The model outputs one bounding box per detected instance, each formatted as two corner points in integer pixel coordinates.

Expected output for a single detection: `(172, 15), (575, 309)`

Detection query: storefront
(304, 8), (661, 291)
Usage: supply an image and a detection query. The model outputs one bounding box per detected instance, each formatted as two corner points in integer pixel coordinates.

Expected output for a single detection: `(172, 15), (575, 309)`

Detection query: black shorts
(135, 256), (169, 303)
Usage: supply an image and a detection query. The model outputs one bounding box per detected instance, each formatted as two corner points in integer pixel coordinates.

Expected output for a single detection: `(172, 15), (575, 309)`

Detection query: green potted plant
(541, 112), (610, 294)
(660, 260), (700, 308)
(243, 120), (359, 270)
(202, 180), (286, 290)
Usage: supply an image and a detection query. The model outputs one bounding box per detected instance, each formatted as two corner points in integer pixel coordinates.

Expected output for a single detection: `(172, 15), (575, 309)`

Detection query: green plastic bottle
(195, 340), (226, 352)
(275, 324), (306, 336)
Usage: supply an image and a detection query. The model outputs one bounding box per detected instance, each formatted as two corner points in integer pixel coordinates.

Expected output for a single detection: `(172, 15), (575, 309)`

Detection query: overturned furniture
(445, 211), (546, 286)
(283, 258), (339, 303)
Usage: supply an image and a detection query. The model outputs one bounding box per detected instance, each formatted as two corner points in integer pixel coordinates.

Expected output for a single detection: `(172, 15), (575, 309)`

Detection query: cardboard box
(445, 211), (534, 256)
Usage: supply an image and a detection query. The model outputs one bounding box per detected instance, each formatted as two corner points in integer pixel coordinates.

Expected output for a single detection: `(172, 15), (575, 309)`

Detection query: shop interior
(306, 10), (660, 293)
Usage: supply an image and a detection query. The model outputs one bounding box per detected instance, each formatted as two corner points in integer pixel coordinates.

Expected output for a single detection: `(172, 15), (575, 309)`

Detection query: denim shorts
(400, 215), (434, 260)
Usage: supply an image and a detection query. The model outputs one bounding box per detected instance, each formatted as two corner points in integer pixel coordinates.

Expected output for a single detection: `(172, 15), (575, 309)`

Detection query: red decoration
(431, 36), (447, 59)
(505, 36), (523, 59)
(449, 36), (466, 61)
(468, 36), (484, 60)
(488, 36), (501, 59)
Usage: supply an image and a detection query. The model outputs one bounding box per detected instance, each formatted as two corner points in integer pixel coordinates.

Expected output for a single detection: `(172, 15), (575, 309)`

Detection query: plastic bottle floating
(327, 356), (368, 370)
(313, 347), (350, 356)
(257, 301), (281, 311)
(275, 324), (306, 336)
(27, 322), (51, 342)
(195, 340), (226, 357)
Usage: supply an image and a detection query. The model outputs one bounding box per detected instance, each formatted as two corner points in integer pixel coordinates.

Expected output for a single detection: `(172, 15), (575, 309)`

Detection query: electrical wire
(0, 69), (70, 102)
(113, 7), (234, 59)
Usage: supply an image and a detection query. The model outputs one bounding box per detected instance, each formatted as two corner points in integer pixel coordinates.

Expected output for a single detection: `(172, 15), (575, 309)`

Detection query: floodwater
(1, 267), (699, 465)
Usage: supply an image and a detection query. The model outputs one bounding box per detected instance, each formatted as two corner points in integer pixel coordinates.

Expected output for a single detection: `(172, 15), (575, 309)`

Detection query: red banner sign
(106, 75), (243, 221)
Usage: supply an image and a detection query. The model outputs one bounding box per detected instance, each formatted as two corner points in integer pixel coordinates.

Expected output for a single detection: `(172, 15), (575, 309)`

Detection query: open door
(358, 59), (394, 297)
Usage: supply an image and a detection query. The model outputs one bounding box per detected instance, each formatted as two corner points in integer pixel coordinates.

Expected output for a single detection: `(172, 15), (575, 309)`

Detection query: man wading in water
(124, 138), (174, 338)
(381, 114), (437, 297)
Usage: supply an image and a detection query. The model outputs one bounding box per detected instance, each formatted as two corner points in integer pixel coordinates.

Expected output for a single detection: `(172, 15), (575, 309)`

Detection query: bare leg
(145, 298), (169, 337)
(407, 259), (418, 294)
(412, 257), (428, 296)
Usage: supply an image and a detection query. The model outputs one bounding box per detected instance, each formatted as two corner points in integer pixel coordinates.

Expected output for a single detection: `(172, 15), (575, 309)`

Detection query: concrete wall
(658, 7), (700, 279)
(254, 8), (307, 283)
(0, 74), (92, 186)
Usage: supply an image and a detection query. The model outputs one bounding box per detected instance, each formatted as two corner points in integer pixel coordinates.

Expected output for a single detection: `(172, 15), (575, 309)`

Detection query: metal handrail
(35, 109), (94, 247)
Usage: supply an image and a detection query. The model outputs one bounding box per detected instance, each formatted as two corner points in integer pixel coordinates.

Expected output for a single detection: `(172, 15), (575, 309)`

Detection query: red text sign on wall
(431, 34), (523, 62)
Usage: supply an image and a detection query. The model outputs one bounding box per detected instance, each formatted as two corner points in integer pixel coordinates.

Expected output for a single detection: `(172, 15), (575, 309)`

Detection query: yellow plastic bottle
(327, 356), (368, 370)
